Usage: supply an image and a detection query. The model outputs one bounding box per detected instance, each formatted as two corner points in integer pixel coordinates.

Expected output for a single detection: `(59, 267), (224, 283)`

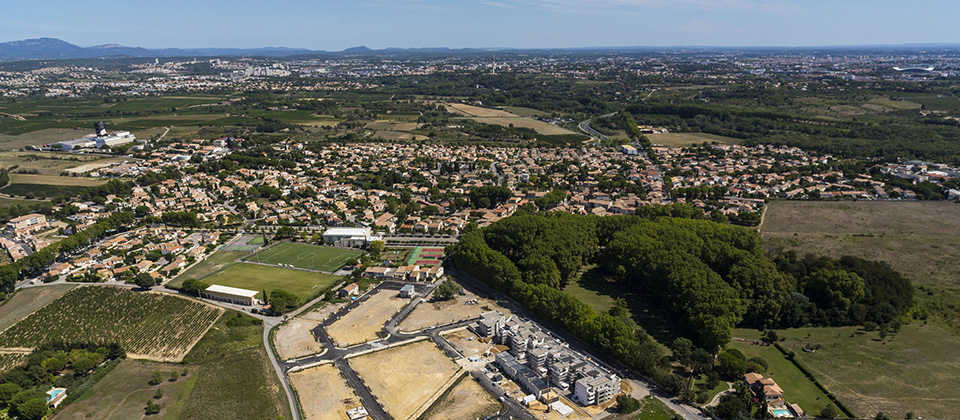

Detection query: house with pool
(46, 387), (67, 408)
(743, 373), (804, 418)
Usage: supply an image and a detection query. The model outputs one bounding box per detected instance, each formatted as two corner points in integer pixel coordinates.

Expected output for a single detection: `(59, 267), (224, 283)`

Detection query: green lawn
(168, 249), (244, 287)
(563, 276), (616, 313)
(243, 242), (364, 272)
(693, 374), (730, 405)
(736, 323), (960, 419)
(202, 262), (342, 301)
(728, 335), (839, 417)
(610, 396), (680, 420)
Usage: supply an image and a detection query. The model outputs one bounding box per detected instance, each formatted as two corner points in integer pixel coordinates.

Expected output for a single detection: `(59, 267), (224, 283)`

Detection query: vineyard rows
(0, 287), (223, 362)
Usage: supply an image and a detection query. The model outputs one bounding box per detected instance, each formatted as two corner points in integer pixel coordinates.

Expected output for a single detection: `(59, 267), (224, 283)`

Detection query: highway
(578, 111), (618, 145)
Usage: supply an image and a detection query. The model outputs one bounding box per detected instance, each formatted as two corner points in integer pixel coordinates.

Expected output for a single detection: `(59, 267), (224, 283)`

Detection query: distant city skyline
(3, 0), (959, 50)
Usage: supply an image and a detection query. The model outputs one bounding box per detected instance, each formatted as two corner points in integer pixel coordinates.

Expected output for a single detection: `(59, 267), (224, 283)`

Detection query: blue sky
(2, 0), (958, 50)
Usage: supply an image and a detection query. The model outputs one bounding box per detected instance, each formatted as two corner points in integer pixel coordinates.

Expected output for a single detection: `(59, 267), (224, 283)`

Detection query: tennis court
(406, 246), (446, 266)
(243, 242), (364, 272)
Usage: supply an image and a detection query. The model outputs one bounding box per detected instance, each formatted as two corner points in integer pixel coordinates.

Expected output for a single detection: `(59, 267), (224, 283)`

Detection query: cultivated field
(0, 287), (223, 362)
(737, 324), (960, 419)
(349, 340), (461, 420)
(198, 262), (342, 301)
(646, 132), (742, 147)
(274, 318), (323, 360)
(53, 360), (196, 420)
(761, 201), (960, 288)
(399, 291), (499, 332)
(9, 173), (106, 186)
(0, 351), (27, 373)
(289, 364), (361, 420)
(243, 242), (364, 272)
(0, 129), (93, 150)
(0, 151), (125, 176)
(326, 290), (410, 346)
(0, 284), (76, 331)
(443, 102), (576, 135)
(419, 373), (499, 420)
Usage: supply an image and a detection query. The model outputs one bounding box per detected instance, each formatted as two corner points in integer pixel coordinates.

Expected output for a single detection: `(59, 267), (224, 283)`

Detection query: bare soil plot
(9, 173), (106, 186)
(372, 130), (428, 141)
(443, 103), (517, 118)
(299, 301), (348, 323)
(0, 284), (77, 332)
(0, 152), (124, 176)
(0, 129), (92, 150)
(326, 290), (409, 346)
(274, 318), (323, 360)
(349, 340), (461, 420)
(442, 330), (491, 359)
(289, 364), (360, 420)
(419, 373), (500, 420)
(646, 132), (742, 147)
(399, 291), (503, 331)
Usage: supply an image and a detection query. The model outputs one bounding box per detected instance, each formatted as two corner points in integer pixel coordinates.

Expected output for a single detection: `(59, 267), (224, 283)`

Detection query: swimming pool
(46, 388), (64, 402)
(772, 409), (792, 417)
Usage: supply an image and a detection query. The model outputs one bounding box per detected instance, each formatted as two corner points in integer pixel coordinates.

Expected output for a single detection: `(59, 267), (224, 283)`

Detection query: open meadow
(443, 102), (577, 135)
(243, 242), (364, 272)
(273, 318), (323, 360)
(0, 129), (95, 150)
(761, 200), (960, 330)
(419, 373), (500, 420)
(349, 340), (461, 420)
(197, 262), (342, 302)
(326, 289), (409, 346)
(289, 363), (360, 420)
(0, 286), (222, 362)
(736, 323), (960, 419)
(52, 359), (197, 420)
(646, 132), (742, 147)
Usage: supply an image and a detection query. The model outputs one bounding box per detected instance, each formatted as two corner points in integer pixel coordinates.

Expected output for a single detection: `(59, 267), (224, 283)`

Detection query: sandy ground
(349, 340), (461, 420)
(274, 319), (323, 360)
(420, 374), (500, 420)
(326, 290), (409, 347)
(443, 330), (492, 359)
(299, 301), (348, 322)
(289, 364), (360, 420)
(526, 395), (593, 420)
(399, 291), (507, 332)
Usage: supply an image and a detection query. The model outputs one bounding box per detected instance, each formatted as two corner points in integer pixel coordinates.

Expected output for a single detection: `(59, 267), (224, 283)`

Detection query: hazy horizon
(2, 0), (959, 51)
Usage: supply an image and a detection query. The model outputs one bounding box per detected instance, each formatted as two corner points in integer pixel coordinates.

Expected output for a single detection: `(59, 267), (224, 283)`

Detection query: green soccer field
(243, 242), (364, 272)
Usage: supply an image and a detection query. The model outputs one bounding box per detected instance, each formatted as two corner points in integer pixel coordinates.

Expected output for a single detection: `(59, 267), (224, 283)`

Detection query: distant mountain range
(2, 37), (959, 60)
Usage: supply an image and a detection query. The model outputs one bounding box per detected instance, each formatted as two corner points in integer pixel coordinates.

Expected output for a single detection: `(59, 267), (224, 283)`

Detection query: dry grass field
(443, 102), (576, 135)
(325, 290), (409, 346)
(349, 340), (461, 420)
(9, 173), (106, 186)
(646, 132), (742, 147)
(761, 200), (960, 288)
(0, 152), (125, 177)
(399, 291), (503, 332)
(419, 373), (500, 420)
(0, 284), (77, 331)
(273, 318), (323, 360)
(0, 129), (92, 150)
(289, 364), (360, 420)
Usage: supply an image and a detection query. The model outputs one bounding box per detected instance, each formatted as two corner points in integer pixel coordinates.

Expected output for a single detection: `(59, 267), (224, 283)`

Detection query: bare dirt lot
(442, 330), (492, 359)
(419, 373), (500, 420)
(273, 319), (323, 360)
(399, 291), (505, 332)
(289, 364), (361, 420)
(325, 290), (410, 347)
(349, 340), (461, 420)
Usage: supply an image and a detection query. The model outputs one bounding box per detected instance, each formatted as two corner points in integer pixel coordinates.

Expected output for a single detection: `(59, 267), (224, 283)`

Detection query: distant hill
(0, 38), (318, 59)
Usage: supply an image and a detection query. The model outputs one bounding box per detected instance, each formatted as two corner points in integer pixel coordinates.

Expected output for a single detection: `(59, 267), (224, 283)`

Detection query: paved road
(579, 112), (617, 145)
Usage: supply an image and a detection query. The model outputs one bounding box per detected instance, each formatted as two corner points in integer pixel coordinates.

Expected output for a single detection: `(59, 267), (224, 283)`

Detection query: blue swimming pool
(772, 409), (792, 417)
(46, 388), (64, 402)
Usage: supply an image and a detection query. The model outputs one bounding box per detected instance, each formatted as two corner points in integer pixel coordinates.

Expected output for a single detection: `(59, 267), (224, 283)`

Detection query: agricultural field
(405, 245), (445, 266)
(273, 318), (323, 360)
(0, 129), (94, 150)
(419, 373), (500, 420)
(727, 339), (836, 417)
(736, 324), (960, 419)
(195, 262), (342, 302)
(178, 311), (291, 420)
(52, 359), (197, 420)
(645, 132), (742, 147)
(443, 102), (577, 135)
(0, 351), (27, 373)
(326, 289), (410, 346)
(9, 173), (106, 186)
(761, 200), (960, 330)
(399, 289), (502, 332)
(0, 284), (76, 331)
(349, 340), (461, 420)
(1, 183), (88, 198)
(501, 106), (549, 117)
(0, 286), (223, 362)
(243, 242), (364, 272)
(0, 151), (126, 176)
(289, 363), (361, 420)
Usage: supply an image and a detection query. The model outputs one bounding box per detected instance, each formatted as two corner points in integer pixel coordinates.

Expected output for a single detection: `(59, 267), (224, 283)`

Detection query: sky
(1, 0), (958, 50)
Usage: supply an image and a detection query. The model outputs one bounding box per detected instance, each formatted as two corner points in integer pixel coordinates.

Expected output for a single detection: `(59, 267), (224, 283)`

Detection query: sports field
(243, 242), (364, 272)
(406, 246), (445, 266)
(203, 263), (342, 301)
